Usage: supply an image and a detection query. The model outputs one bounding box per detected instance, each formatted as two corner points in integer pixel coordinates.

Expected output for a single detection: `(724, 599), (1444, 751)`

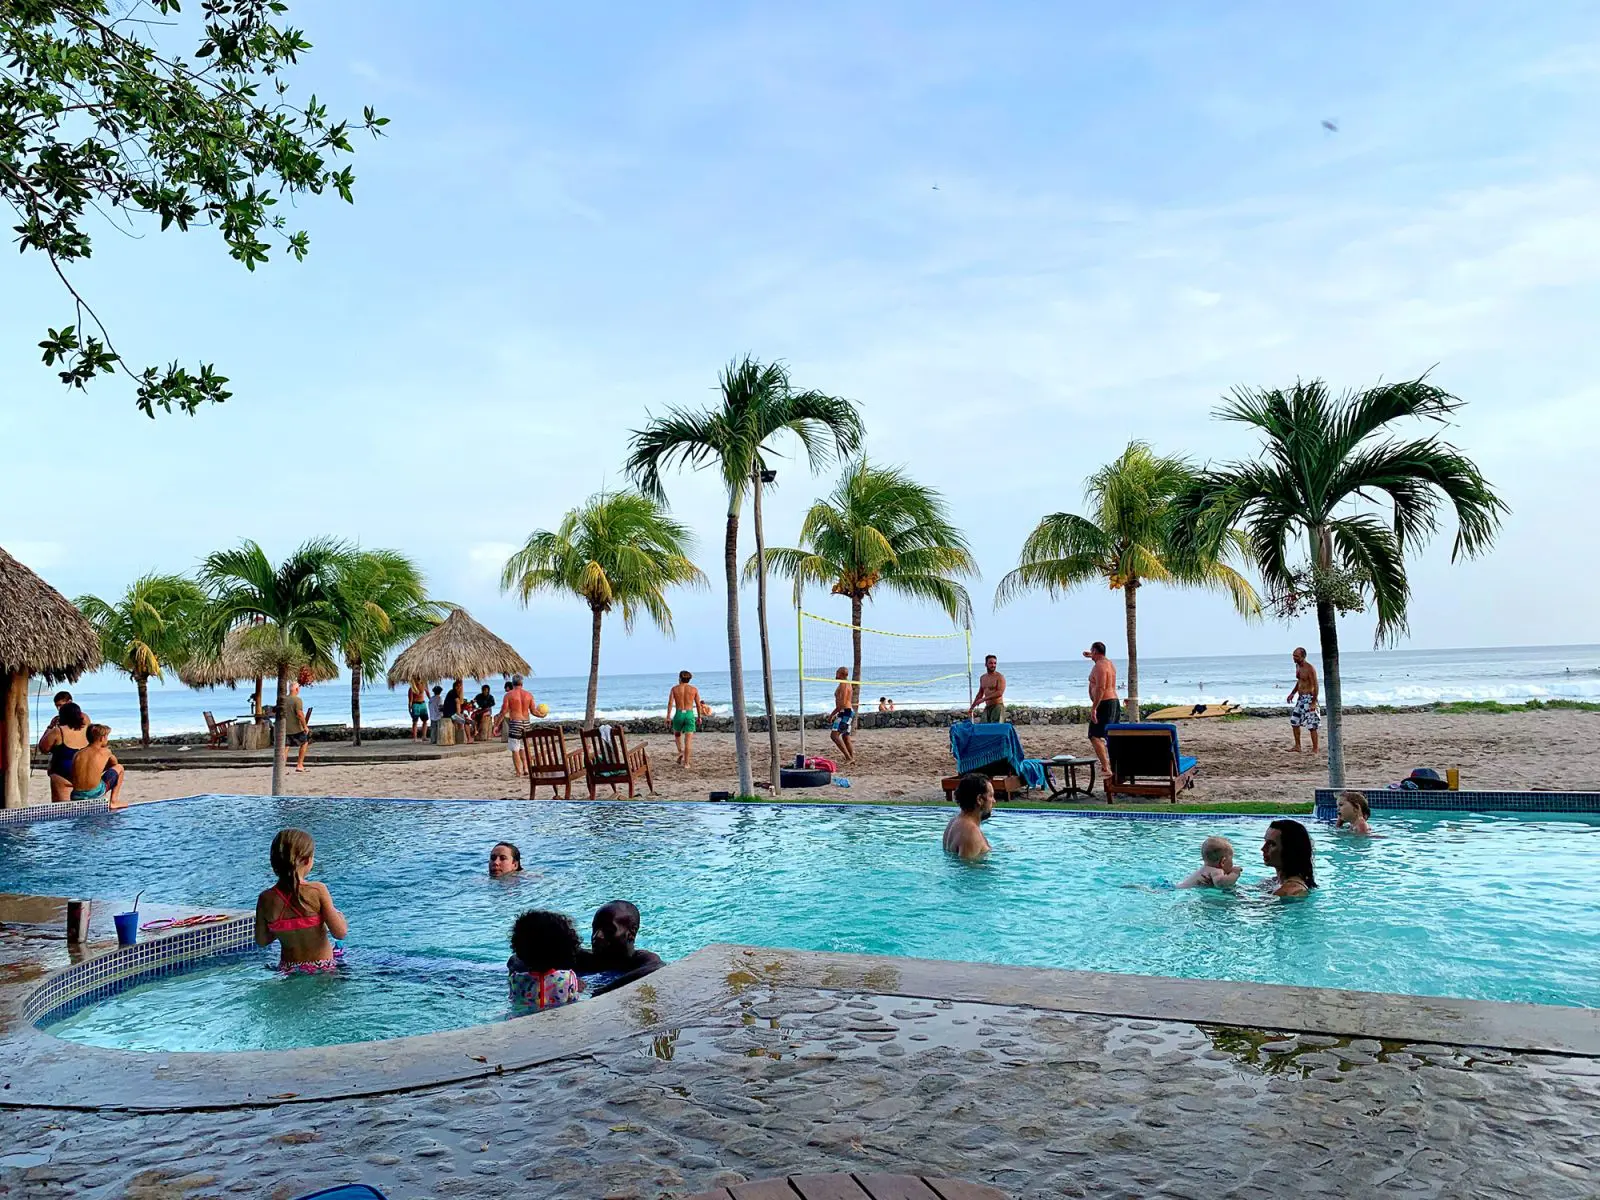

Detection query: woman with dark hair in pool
(488, 842), (522, 877)
(1262, 819), (1316, 897)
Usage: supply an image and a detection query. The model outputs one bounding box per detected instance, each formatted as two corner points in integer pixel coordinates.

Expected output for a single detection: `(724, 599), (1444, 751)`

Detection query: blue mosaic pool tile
(1314, 788), (1600, 821)
(0, 796), (110, 825)
(24, 915), (255, 1026)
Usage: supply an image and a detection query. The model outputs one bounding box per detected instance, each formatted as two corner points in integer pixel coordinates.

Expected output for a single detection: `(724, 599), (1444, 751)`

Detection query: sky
(3, 1), (1598, 685)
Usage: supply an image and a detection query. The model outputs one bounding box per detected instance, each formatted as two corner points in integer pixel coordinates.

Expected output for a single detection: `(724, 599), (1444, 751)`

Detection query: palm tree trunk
(1317, 598), (1344, 787)
(585, 606), (603, 728)
(1122, 581), (1139, 721)
(752, 472), (781, 795)
(136, 675), (151, 746)
(723, 502), (754, 796)
(350, 662), (363, 747)
(252, 675), (263, 716)
(851, 594), (864, 711)
(271, 664), (290, 796)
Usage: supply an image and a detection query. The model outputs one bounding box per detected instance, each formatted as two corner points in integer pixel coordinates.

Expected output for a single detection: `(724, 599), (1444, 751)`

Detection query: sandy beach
(115, 709), (1600, 806)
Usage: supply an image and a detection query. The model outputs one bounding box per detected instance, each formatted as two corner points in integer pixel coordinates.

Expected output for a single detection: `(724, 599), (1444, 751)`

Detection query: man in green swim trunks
(668, 671), (701, 767)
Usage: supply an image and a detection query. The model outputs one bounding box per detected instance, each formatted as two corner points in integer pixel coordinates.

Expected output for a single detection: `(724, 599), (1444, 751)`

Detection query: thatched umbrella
(386, 608), (530, 688)
(0, 547), (102, 808)
(180, 623), (338, 712)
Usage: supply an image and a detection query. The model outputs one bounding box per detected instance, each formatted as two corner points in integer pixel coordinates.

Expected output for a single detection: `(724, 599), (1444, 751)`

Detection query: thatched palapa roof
(386, 608), (530, 687)
(0, 545), (102, 683)
(178, 623), (339, 689)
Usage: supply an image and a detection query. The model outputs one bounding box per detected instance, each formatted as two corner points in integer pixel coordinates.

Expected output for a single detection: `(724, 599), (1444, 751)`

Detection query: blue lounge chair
(947, 721), (1048, 792)
(1104, 722), (1199, 803)
(294, 1187), (388, 1200)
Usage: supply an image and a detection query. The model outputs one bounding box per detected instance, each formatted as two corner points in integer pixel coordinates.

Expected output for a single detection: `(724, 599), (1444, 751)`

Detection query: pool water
(6, 796), (1597, 1052)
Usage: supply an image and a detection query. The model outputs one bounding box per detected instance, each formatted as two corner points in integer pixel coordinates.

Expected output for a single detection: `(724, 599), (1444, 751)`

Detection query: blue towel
(948, 722), (1048, 790)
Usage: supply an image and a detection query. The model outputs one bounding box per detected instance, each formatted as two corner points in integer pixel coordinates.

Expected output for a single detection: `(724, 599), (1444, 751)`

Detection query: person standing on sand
(1084, 642), (1120, 792)
(1287, 647), (1320, 754)
(969, 655), (1007, 723)
(282, 681), (311, 773)
(828, 666), (857, 764)
(667, 671), (701, 767)
(407, 680), (428, 740)
(495, 676), (538, 777)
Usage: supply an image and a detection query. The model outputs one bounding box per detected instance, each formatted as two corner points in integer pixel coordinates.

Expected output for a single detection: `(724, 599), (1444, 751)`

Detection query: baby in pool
(507, 909), (583, 1011)
(1177, 835), (1242, 889)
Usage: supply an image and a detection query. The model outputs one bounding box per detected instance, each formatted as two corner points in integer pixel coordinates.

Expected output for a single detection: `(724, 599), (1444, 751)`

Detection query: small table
(1045, 754), (1097, 800)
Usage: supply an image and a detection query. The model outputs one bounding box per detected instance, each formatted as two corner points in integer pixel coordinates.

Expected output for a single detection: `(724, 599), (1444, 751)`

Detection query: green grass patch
(1434, 698), (1600, 715)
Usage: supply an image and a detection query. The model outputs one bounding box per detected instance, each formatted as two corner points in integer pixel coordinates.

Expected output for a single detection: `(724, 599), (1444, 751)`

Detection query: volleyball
(535, 702), (549, 718)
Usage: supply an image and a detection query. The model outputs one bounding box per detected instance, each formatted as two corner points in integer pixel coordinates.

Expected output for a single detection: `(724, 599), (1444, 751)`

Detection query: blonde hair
(1339, 790), (1371, 818)
(270, 828), (316, 915)
(1201, 836), (1233, 866)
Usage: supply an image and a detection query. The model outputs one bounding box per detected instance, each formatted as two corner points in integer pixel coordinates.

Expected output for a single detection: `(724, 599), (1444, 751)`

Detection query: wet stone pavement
(2, 986), (1597, 1199)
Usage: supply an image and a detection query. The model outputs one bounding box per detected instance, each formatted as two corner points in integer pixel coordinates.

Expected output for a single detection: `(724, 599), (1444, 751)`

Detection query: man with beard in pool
(943, 772), (994, 860)
(574, 901), (662, 996)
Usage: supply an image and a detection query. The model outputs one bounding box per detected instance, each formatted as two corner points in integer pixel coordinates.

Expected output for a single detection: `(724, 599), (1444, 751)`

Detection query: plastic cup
(113, 912), (139, 947)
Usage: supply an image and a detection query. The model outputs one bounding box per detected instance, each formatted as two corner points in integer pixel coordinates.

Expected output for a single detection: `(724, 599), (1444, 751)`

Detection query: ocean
(33, 643), (1600, 740)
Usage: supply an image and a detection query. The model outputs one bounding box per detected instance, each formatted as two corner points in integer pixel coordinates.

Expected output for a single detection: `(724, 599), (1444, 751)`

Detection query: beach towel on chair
(948, 721), (1048, 790)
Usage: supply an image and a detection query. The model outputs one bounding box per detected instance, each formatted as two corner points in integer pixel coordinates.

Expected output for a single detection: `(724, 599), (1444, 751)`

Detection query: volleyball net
(796, 608), (972, 714)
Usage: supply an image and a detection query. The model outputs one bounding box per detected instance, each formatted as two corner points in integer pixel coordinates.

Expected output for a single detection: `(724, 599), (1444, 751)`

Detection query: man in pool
(943, 773), (994, 860)
(574, 900), (663, 996)
(68, 724), (125, 808)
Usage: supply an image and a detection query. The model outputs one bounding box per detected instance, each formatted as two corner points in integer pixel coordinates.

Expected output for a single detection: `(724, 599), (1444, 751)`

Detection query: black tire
(780, 767), (833, 789)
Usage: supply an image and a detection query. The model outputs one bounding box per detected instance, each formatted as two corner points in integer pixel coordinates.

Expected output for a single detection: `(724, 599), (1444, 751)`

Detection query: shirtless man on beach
(495, 676), (538, 777)
(969, 655), (1007, 723)
(1084, 642), (1120, 792)
(828, 667), (856, 764)
(668, 671), (701, 767)
(1287, 647), (1320, 753)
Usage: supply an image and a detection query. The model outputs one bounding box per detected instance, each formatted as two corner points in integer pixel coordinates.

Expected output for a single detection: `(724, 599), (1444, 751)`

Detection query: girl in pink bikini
(255, 828), (348, 973)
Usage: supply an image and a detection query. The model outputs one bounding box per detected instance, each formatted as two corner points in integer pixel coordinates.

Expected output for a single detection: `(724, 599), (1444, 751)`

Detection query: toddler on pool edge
(1177, 836), (1242, 889)
(507, 909), (583, 1010)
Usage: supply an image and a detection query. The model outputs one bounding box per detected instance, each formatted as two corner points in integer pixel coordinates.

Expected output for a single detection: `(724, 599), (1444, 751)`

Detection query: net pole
(796, 594), (806, 759)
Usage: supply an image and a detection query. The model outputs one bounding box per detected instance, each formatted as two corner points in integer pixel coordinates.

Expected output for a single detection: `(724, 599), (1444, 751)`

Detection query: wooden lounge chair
(1104, 722), (1199, 803)
(522, 726), (584, 800)
(203, 711), (234, 749)
(581, 724), (655, 799)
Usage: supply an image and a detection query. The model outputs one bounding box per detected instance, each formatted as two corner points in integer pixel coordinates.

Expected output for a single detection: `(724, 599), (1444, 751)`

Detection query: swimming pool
(8, 796), (1597, 1052)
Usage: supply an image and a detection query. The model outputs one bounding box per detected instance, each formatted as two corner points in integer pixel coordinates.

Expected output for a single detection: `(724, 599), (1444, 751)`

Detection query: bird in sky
(1321, 118), (1339, 133)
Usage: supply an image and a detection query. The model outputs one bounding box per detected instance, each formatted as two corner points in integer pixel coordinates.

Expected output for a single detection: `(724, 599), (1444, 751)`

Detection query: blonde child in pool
(1177, 836), (1242, 889)
(1336, 790), (1375, 835)
(255, 828), (348, 972)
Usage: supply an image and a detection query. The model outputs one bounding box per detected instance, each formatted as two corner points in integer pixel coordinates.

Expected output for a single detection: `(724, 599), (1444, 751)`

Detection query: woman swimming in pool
(488, 842), (523, 877)
(255, 828), (348, 972)
(1261, 819), (1317, 898)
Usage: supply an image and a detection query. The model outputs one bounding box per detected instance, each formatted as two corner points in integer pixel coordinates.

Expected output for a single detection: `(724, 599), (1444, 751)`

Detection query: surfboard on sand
(1145, 702), (1241, 720)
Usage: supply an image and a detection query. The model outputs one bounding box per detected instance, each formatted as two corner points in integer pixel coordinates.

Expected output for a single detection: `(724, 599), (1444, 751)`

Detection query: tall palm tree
(76, 574), (208, 745)
(501, 490), (705, 727)
(199, 539), (351, 794)
(332, 549), (439, 746)
(753, 458), (977, 706)
(1172, 379), (1506, 786)
(996, 441), (1260, 719)
(626, 356), (864, 796)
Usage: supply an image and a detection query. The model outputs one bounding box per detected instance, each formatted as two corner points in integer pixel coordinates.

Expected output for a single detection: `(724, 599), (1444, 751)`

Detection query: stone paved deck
(3, 956), (1597, 1199)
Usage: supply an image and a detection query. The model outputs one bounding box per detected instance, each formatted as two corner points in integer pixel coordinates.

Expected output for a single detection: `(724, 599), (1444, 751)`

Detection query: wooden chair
(203, 711), (234, 749)
(522, 727), (584, 799)
(1104, 722), (1199, 803)
(581, 725), (655, 799)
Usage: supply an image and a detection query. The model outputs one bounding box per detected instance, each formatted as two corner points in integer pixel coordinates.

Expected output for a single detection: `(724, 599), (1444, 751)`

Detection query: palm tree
(500, 490), (706, 726)
(1172, 379), (1506, 786)
(996, 441), (1260, 719)
(753, 458), (977, 706)
(76, 574), (208, 745)
(331, 550), (439, 746)
(199, 539), (351, 794)
(626, 356), (864, 796)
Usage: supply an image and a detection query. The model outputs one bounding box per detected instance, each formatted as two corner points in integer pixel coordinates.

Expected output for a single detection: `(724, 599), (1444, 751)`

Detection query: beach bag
(805, 756), (837, 773)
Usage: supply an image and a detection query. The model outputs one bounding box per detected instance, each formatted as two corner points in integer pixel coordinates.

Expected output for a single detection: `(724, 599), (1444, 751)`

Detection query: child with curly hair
(507, 909), (583, 1010)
